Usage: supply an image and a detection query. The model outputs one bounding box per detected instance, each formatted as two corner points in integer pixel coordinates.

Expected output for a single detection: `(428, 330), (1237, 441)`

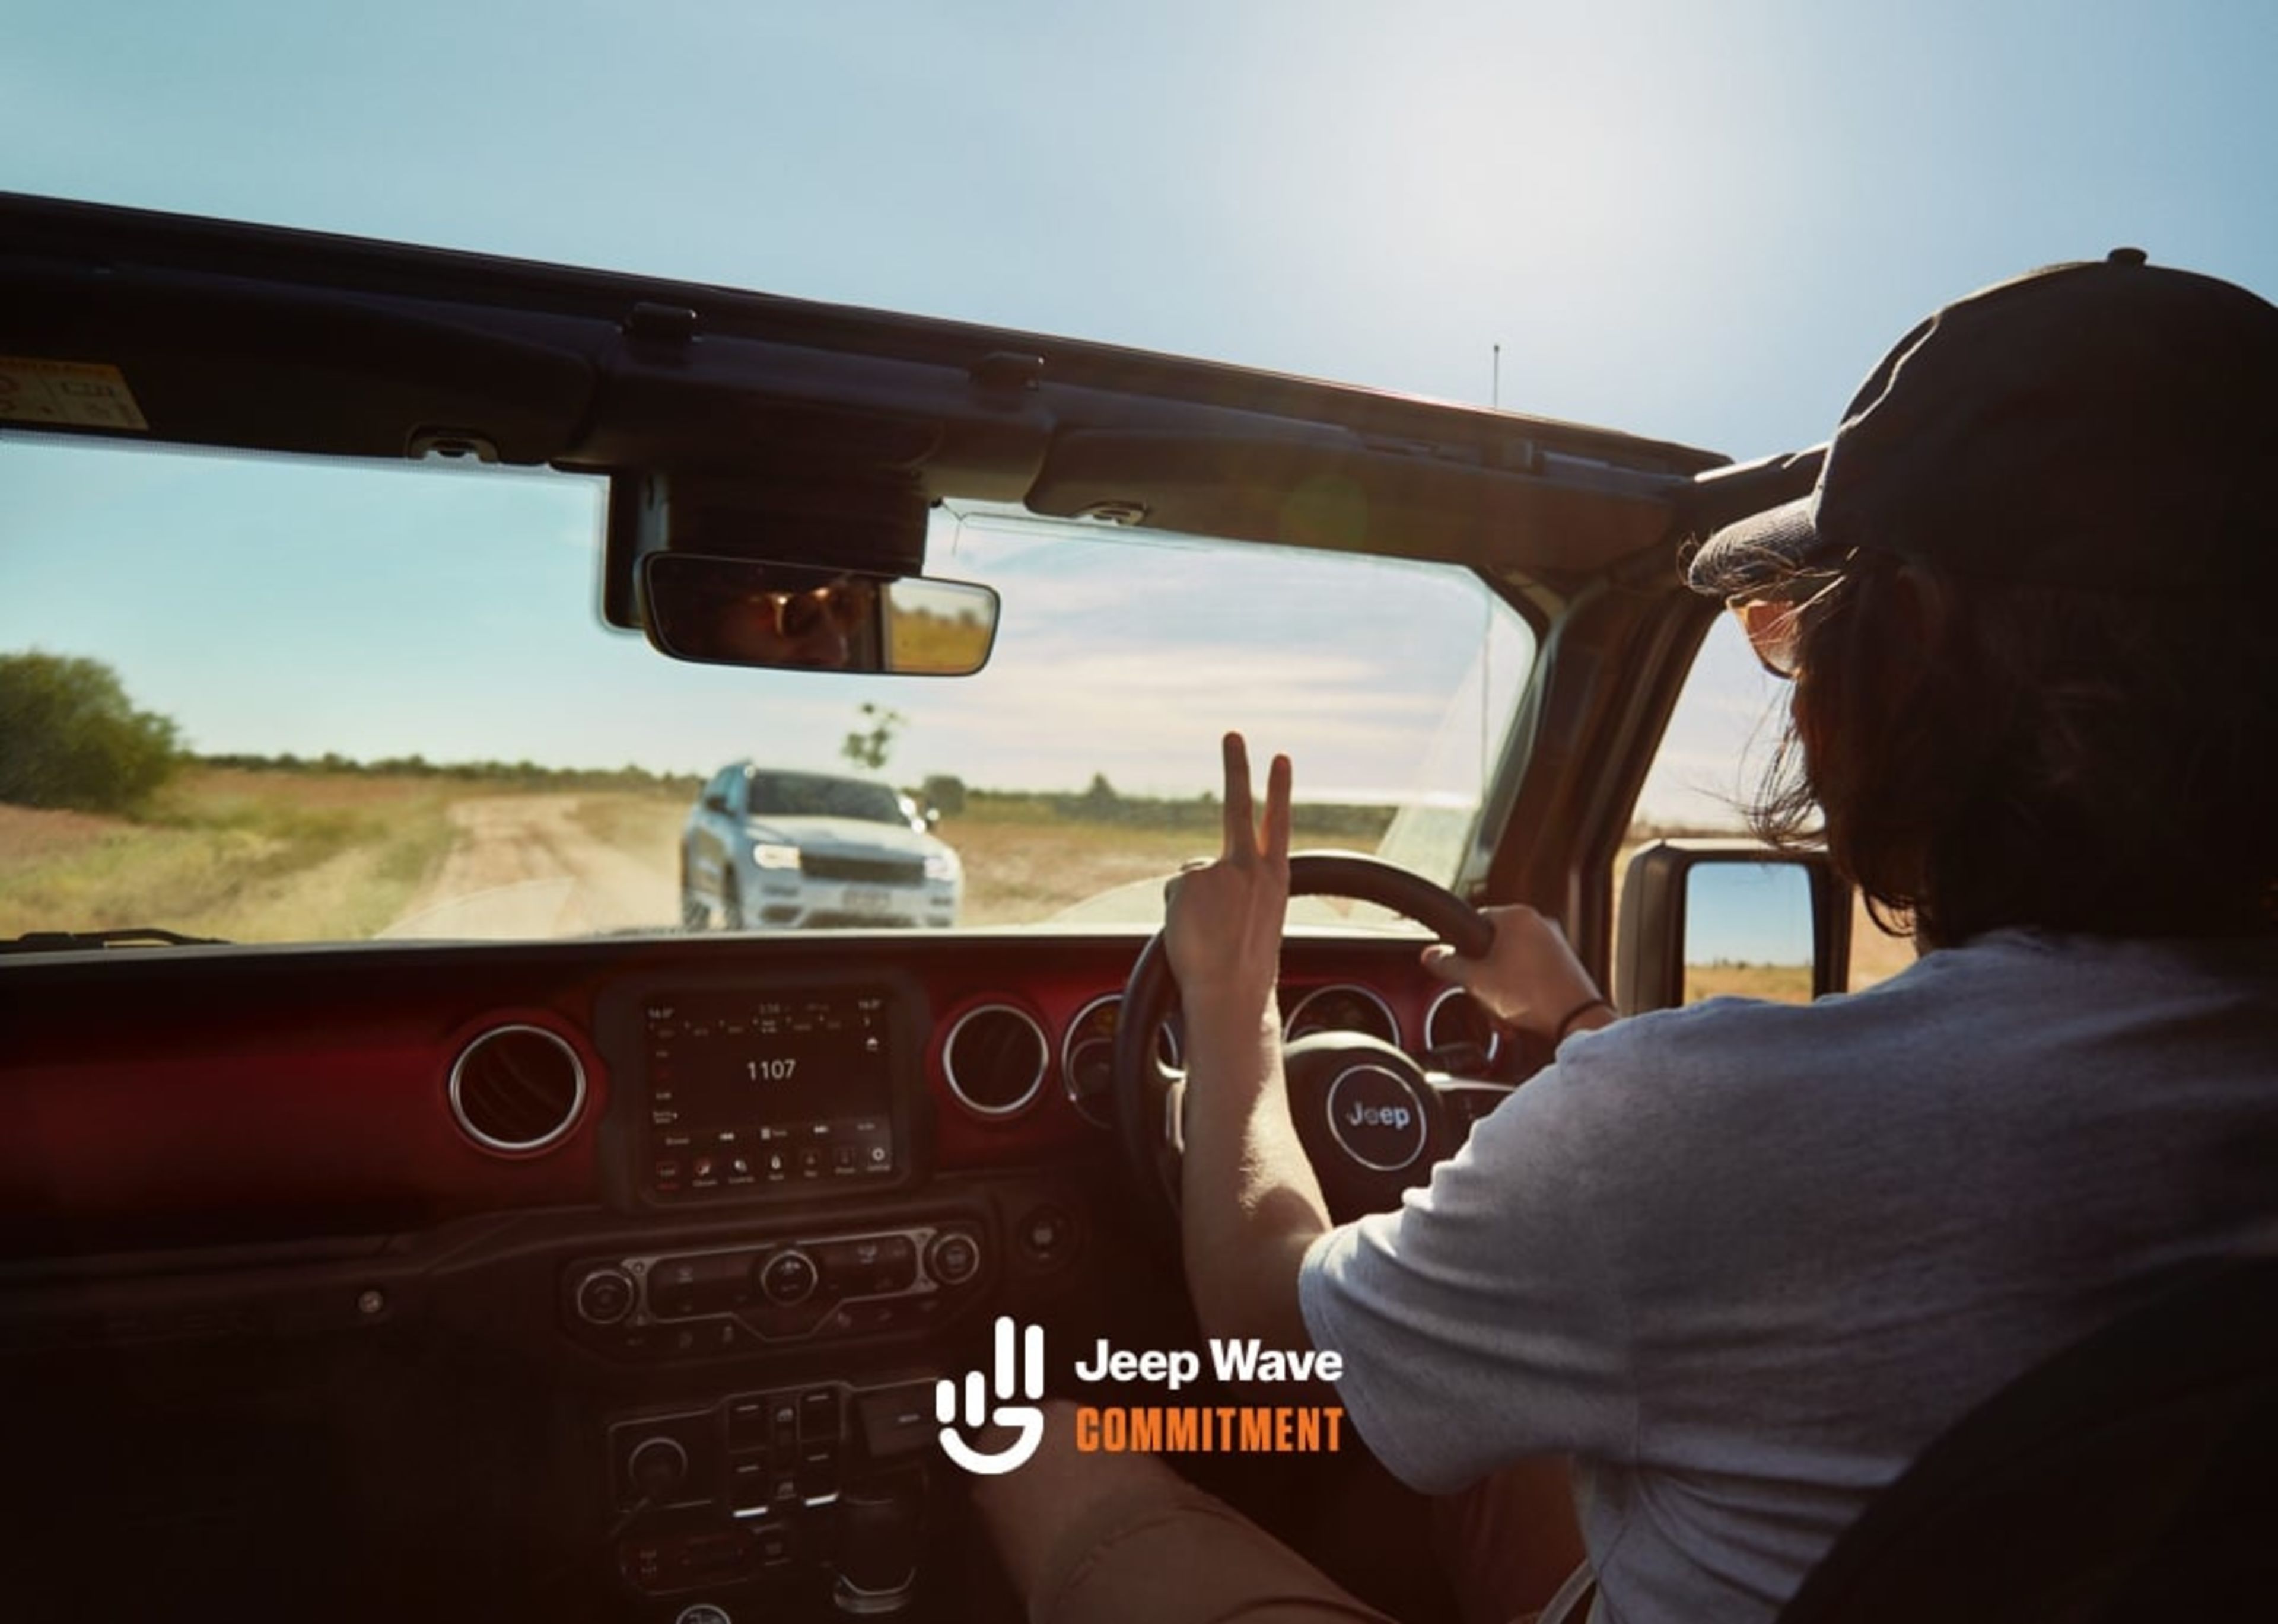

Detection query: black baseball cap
(1688, 249), (2278, 597)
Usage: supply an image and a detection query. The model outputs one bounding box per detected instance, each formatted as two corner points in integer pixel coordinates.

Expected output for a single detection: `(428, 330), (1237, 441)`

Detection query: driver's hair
(1743, 547), (2278, 949)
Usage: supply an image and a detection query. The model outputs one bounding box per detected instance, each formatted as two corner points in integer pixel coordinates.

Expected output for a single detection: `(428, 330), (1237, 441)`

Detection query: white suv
(680, 764), (962, 930)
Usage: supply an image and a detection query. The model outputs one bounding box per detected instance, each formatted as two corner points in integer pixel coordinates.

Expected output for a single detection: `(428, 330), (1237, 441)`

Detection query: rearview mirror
(641, 553), (1000, 676)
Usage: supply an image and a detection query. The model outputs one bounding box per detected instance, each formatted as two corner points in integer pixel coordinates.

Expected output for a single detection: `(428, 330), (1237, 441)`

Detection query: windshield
(749, 773), (906, 825)
(0, 438), (1536, 944)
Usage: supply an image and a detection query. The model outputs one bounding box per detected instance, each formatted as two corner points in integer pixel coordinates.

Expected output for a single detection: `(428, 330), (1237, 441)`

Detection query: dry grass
(0, 804), (126, 866)
(1684, 962), (1814, 1004)
(569, 792), (686, 864)
(0, 769), (462, 942)
(947, 815), (1197, 923)
(942, 808), (1379, 925)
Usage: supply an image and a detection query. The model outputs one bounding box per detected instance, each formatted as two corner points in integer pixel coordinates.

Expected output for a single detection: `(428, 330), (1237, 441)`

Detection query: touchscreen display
(642, 988), (895, 1194)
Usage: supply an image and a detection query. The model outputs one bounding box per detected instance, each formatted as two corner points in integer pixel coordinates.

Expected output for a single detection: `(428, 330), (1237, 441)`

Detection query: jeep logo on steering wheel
(1324, 1065), (1428, 1173)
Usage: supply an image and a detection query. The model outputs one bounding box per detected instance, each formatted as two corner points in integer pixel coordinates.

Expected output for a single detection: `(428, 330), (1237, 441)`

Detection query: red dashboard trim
(0, 932), (1512, 1254)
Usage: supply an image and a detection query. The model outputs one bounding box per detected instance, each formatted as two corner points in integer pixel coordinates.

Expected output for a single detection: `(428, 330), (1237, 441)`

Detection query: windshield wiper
(0, 927), (231, 954)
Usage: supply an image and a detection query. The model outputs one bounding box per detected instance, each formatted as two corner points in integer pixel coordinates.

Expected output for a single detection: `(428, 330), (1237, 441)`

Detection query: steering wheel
(1111, 852), (1500, 1253)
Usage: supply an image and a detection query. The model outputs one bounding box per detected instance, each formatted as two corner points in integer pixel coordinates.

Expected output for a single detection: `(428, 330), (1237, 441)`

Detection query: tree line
(2, 652), (1396, 836)
(933, 773), (1396, 839)
(1, 651), (711, 815)
(199, 751), (705, 795)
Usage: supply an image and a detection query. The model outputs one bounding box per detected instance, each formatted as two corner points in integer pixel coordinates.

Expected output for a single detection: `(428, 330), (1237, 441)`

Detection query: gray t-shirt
(1298, 929), (2278, 1623)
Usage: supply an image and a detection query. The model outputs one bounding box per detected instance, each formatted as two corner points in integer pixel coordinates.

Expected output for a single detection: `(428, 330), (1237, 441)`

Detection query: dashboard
(0, 929), (1541, 1621)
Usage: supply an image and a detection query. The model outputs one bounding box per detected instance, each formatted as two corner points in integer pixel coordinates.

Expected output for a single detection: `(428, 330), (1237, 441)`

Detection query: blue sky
(1686, 861), (1815, 967)
(5, 0), (2274, 812)
(0, 442), (1531, 800)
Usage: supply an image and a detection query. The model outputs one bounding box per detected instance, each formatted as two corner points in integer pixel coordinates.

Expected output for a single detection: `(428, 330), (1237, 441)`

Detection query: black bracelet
(1552, 995), (1614, 1041)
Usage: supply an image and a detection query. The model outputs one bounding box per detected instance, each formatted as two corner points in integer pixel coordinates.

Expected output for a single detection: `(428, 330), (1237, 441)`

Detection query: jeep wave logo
(936, 1315), (1046, 1475)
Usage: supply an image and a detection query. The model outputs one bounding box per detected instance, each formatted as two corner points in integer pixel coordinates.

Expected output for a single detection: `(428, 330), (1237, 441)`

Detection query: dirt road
(383, 794), (679, 939)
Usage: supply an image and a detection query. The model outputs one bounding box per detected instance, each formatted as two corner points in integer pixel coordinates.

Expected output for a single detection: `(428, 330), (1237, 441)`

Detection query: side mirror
(1615, 842), (1853, 1015)
(924, 807), (941, 830)
(641, 553), (1000, 676)
(704, 792), (731, 814)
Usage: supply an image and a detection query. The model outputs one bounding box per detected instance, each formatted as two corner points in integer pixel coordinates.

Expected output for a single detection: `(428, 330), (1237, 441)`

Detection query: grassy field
(567, 792), (685, 861)
(1684, 961), (1815, 1003)
(2, 769), (1933, 980)
(0, 769), (1410, 942)
(940, 798), (1396, 925)
(0, 769), (462, 941)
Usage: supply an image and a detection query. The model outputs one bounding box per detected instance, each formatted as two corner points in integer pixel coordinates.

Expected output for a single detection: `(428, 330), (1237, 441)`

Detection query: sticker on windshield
(0, 357), (149, 431)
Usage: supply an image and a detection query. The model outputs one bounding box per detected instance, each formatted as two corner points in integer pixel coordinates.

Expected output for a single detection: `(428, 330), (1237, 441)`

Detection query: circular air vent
(1062, 993), (1182, 1129)
(1423, 986), (1501, 1067)
(943, 1004), (1047, 1119)
(449, 1024), (588, 1154)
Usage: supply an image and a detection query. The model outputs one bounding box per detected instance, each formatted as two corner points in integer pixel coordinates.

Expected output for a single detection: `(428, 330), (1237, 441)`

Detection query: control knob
(575, 1265), (637, 1326)
(758, 1248), (820, 1306)
(627, 1435), (689, 1500)
(925, 1229), (981, 1287)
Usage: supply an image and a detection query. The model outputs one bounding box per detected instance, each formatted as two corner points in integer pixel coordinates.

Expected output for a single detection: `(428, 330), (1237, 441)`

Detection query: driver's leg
(973, 1399), (1397, 1623)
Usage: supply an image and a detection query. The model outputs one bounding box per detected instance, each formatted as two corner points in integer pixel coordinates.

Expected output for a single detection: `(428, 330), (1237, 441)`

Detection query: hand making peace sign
(1163, 732), (1291, 1025)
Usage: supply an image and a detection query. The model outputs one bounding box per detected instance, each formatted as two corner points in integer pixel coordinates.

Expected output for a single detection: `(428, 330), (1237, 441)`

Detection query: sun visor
(0, 262), (601, 464)
(1025, 428), (1691, 576)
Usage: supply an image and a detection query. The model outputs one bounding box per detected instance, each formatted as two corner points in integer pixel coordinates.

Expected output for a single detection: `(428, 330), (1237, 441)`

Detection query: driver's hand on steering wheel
(1163, 732), (1291, 1029)
(1422, 905), (1613, 1044)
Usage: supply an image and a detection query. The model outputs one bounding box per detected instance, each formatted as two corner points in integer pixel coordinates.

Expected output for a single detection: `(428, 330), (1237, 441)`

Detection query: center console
(583, 970), (1030, 1619)
(607, 1378), (940, 1615)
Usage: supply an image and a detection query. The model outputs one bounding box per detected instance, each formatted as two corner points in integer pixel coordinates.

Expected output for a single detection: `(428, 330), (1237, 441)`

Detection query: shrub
(0, 651), (183, 813)
(920, 774), (968, 817)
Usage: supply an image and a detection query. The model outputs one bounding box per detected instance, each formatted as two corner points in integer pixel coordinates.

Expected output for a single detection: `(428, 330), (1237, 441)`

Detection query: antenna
(1491, 343), (1501, 409)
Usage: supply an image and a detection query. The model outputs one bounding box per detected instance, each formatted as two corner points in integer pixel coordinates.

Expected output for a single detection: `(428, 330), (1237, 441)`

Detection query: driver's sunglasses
(1729, 597), (1808, 680)
(1727, 567), (1848, 680)
(768, 586), (867, 638)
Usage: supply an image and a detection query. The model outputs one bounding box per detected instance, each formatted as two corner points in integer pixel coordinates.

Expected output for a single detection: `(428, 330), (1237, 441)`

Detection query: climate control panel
(564, 1220), (987, 1362)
